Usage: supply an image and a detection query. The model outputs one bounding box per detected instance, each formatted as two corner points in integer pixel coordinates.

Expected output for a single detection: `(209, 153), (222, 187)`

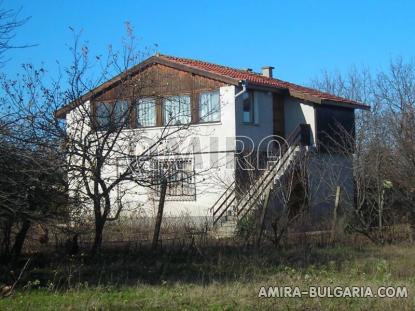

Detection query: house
(56, 54), (369, 234)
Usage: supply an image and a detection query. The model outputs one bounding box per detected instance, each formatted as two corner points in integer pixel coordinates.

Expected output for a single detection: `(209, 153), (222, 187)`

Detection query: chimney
(261, 66), (274, 78)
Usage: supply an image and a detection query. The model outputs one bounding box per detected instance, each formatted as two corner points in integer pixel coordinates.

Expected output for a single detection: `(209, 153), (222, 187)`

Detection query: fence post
(256, 187), (272, 249)
(330, 186), (341, 243)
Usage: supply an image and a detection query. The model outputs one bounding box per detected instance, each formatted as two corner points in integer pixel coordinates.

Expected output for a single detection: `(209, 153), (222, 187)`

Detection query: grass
(1, 242), (415, 310)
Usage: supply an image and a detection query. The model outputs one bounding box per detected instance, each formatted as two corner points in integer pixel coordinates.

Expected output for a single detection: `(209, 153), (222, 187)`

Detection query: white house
(56, 54), (369, 232)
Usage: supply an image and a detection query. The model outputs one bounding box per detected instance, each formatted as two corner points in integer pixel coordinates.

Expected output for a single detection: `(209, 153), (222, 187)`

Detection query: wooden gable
(90, 63), (227, 127)
(94, 63), (226, 102)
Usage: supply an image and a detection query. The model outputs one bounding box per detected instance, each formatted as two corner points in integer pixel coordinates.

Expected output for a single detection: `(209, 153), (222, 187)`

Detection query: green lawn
(1, 243), (415, 310)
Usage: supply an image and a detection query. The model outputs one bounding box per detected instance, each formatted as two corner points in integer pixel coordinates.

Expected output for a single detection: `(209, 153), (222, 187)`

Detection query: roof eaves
(289, 89), (322, 104)
(55, 56), (160, 118)
(321, 99), (370, 110)
(55, 55), (242, 118)
(245, 81), (288, 94)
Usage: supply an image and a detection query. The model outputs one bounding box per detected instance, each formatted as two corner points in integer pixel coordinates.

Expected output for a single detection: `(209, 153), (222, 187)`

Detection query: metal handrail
(213, 194), (237, 225)
(211, 181), (235, 216)
(236, 133), (302, 217)
(237, 145), (300, 220)
(211, 124), (310, 226)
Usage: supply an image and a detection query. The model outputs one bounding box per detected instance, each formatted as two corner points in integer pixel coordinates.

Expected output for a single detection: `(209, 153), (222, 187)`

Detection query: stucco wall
(235, 90), (274, 150)
(66, 85), (238, 221)
(65, 86), (355, 226)
(122, 85), (237, 220)
(284, 96), (317, 145)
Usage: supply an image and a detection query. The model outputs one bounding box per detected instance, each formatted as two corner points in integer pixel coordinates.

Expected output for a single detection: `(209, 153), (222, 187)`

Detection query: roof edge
(55, 55), (241, 118)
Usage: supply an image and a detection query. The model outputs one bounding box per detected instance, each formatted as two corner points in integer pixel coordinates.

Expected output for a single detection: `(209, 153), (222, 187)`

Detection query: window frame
(162, 94), (192, 126)
(136, 97), (157, 128)
(94, 99), (131, 131)
(152, 157), (196, 201)
(242, 91), (259, 125)
(199, 89), (221, 123)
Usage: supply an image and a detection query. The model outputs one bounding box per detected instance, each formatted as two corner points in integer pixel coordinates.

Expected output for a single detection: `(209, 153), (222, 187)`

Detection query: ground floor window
(153, 158), (196, 201)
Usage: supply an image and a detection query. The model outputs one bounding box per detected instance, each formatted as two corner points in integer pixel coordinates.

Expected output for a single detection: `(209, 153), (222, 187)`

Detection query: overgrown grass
(1, 242), (415, 310)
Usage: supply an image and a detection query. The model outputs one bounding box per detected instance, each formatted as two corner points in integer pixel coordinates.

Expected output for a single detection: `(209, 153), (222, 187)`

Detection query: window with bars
(152, 158), (196, 200)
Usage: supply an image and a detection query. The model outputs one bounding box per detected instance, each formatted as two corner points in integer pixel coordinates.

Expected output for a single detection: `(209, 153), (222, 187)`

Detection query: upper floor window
(96, 102), (112, 130)
(95, 100), (129, 130)
(163, 95), (191, 125)
(242, 92), (259, 125)
(199, 90), (220, 122)
(114, 100), (129, 127)
(136, 98), (156, 127)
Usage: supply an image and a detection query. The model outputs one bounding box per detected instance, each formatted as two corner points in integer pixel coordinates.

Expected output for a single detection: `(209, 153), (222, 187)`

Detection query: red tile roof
(55, 53), (369, 118)
(159, 54), (368, 109)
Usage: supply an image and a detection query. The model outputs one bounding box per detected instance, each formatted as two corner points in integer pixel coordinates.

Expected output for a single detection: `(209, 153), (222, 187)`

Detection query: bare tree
(311, 58), (415, 242)
(1, 26), (221, 253)
(0, 100), (66, 264)
(0, 3), (31, 66)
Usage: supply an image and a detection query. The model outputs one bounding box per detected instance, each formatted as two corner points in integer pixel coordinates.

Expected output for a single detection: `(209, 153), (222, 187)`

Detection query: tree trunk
(92, 217), (105, 254)
(10, 220), (31, 263)
(1, 220), (13, 263)
(152, 178), (167, 251)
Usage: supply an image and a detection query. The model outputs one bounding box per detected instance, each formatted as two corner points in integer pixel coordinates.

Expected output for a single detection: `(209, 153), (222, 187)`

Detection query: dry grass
(1, 242), (415, 310)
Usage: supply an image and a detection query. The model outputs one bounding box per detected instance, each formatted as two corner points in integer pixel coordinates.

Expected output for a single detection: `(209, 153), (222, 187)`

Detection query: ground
(1, 242), (414, 310)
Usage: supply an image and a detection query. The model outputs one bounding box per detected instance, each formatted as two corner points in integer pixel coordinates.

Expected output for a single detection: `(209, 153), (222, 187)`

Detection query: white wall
(66, 85), (238, 222)
(65, 87), (353, 226)
(234, 91), (317, 148)
(284, 96), (316, 145)
(235, 90), (274, 149)
(120, 85), (237, 221)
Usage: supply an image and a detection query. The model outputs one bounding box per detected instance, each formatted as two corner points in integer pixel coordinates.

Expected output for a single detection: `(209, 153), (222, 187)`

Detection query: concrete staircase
(211, 214), (238, 238)
(208, 124), (311, 238)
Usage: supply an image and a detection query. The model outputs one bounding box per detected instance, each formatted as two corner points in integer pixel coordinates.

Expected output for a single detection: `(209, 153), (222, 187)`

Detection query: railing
(237, 144), (299, 220)
(236, 126), (305, 220)
(211, 181), (236, 225)
(211, 124), (311, 226)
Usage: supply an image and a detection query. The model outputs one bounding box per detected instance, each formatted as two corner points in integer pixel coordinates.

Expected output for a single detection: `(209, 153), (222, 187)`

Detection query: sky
(3, 0), (415, 86)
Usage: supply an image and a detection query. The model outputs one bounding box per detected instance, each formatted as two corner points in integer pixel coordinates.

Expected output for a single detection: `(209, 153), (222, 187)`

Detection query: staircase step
(210, 143), (304, 238)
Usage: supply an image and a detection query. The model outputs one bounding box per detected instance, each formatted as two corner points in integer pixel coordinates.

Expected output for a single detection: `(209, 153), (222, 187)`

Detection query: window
(163, 95), (191, 125)
(242, 92), (259, 124)
(136, 98), (156, 127)
(199, 90), (220, 122)
(95, 100), (129, 130)
(153, 158), (195, 200)
(114, 100), (129, 127)
(96, 102), (112, 129)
